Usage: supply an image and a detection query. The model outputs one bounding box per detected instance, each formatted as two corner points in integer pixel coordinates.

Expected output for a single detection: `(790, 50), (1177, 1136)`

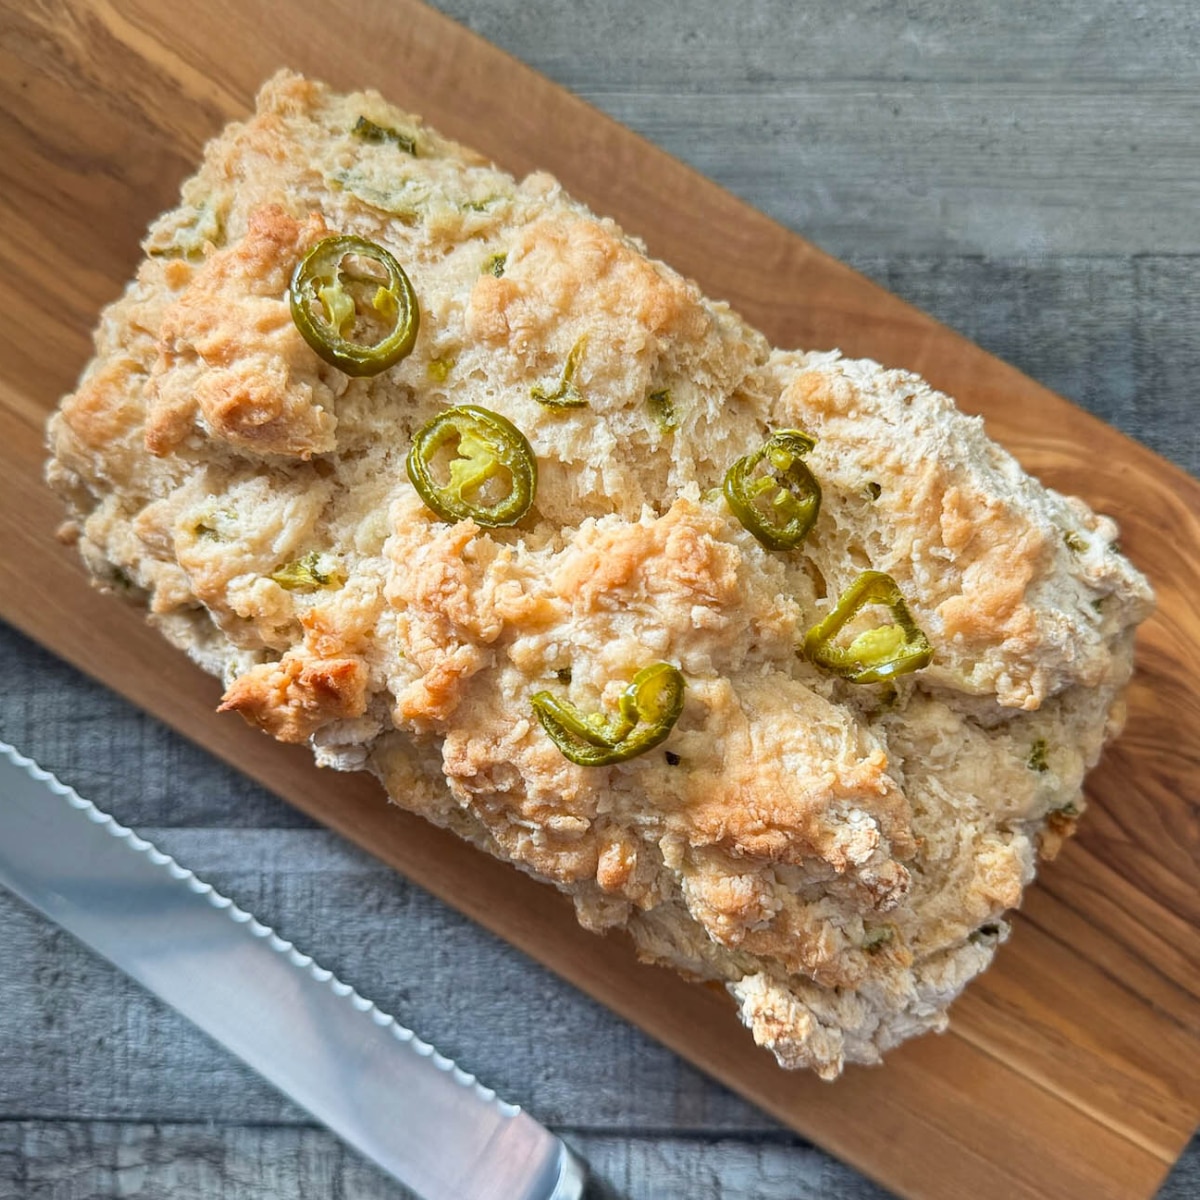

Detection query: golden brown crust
(218, 651), (368, 742)
(552, 499), (742, 613)
(45, 69), (1155, 1078)
(58, 358), (147, 453)
(467, 216), (710, 355)
(147, 206), (336, 459)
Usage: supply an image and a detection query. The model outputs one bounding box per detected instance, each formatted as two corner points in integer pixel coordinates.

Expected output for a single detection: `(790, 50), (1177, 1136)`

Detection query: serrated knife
(0, 740), (586, 1200)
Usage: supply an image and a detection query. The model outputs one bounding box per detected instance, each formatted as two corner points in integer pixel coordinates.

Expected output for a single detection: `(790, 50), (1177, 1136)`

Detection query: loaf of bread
(46, 71), (1154, 1078)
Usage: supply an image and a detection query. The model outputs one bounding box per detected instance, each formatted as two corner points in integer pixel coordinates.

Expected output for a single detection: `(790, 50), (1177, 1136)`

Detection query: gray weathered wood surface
(2, 1), (1198, 1196)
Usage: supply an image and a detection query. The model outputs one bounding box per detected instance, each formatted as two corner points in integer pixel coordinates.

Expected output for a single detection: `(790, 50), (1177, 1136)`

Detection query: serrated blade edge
(0, 739), (585, 1200)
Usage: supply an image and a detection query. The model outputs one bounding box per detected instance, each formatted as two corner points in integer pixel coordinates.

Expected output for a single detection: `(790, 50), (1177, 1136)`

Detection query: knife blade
(0, 739), (586, 1200)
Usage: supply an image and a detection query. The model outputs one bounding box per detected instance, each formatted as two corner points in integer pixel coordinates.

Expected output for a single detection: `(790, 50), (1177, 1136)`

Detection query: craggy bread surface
(46, 71), (1153, 1078)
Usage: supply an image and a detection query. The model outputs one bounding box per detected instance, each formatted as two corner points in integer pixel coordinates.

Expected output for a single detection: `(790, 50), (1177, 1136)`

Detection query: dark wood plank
(0, 1121), (899, 1200)
(436, 0), (1200, 89)
(440, 2), (1200, 259)
(4, 1119), (1195, 1200)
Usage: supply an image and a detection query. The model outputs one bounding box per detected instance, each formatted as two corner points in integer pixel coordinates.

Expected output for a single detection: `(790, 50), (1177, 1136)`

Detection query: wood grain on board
(0, 3), (1197, 1199)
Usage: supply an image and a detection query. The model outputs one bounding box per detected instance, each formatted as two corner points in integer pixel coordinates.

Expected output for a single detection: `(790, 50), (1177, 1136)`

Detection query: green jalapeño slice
(803, 570), (933, 684)
(406, 405), (536, 527)
(724, 429), (822, 551)
(532, 663), (686, 766)
(290, 235), (419, 376)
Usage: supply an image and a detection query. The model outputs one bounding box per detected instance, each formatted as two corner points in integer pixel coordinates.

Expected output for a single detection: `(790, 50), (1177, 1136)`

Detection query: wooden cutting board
(1, 3), (1197, 1198)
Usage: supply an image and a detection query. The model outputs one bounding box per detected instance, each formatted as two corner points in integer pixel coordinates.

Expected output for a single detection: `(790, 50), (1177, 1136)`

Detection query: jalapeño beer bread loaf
(46, 72), (1154, 1078)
